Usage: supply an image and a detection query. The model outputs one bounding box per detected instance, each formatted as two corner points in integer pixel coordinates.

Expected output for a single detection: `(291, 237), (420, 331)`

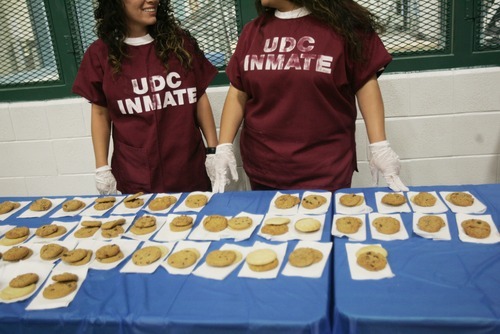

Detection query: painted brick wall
(0, 67), (499, 196)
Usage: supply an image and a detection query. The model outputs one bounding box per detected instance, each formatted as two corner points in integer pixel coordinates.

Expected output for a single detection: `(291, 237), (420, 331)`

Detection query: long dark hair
(255, 0), (385, 62)
(94, 0), (200, 73)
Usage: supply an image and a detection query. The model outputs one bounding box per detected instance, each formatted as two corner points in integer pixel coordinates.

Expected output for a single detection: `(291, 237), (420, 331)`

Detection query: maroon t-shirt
(226, 11), (391, 191)
(73, 35), (217, 193)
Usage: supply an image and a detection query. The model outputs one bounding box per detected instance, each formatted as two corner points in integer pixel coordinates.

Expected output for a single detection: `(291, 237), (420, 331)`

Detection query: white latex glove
(368, 140), (409, 192)
(95, 165), (119, 195)
(205, 154), (216, 189)
(213, 143), (239, 193)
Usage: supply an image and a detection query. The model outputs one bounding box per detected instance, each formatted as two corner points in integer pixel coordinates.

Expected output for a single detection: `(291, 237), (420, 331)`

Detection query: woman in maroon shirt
(214, 0), (408, 193)
(73, 0), (218, 194)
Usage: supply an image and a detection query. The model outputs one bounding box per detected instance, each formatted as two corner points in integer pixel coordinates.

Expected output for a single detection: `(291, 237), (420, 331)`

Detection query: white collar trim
(275, 7), (311, 19)
(124, 34), (154, 46)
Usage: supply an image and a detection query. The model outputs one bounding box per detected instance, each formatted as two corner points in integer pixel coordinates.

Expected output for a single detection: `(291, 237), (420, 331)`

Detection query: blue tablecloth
(332, 184), (500, 334)
(0, 191), (332, 334)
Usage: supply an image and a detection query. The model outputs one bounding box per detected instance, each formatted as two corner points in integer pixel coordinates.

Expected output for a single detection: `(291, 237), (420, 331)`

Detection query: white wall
(0, 66), (499, 196)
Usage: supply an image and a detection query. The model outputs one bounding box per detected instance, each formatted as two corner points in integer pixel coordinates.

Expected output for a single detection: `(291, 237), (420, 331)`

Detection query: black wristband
(206, 147), (216, 155)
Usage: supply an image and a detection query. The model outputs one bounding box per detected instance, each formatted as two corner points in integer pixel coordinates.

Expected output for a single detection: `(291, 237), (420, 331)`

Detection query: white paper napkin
(0, 201), (30, 221)
(120, 241), (174, 274)
(238, 241), (287, 279)
(332, 214), (367, 241)
(412, 213), (451, 240)
(49, 197), (97, 218)
(297, 191), (332, 215)
(192, 244), (249, 280)
(368, 213), (409, 241)
(122, 214), (167, 241)
(85, 239), (141, 270)
(110, 193), (154, 215)
(440, 191), (487, 214)
(374, 192), (412, 213)
(143, 193), (182, 214)
(26, 266), (88, 310)
(18, 197), (67, 218)
(0, 261), (54, 303)
(161, 240), (210, 275)
(173, 192), (214, 213)
(281, 241), (332, 278)
(25, 239), (78, 264)
(187, 215), (232, 241)
(267, 192), (301, 215)
(79, 195), (126, 217)
(334, 192), (373, 215)
(455, 213), (500, 244)
(29, 221), (79, 243)
(407, 191), (449, 213)
(346, 243), (395, 280)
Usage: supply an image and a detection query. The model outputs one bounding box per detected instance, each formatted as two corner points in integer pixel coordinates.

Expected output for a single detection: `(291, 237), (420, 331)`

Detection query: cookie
(29, 198), (52, 211)
(133, 215), (156, 228)
(130, 224), (157, 236)
(417, 215), (445, 233)
(228, 216), (253, 231)
(75, 225), (99, 238)
(355, 245), (388, 258)
(0, 284), (37, 300)
(124, 192), (144, 208)
(447, 192), (474, 207)
(40, 243), (67, 260)
(246, 249), (277, 266)
(68, 250), (93, 266)
(295, 218), (321, 233)
(148, 196), (177, 211)
(274, 194), (300, 209)
(372, 217), (401, 235)
(62, 199), (86, 212)
(61, 249), (87, 263)
(264, 217), (291, 225)
(35, 224), (58, 237)
(461, 219), (491, 239)
(43, 281), (77, 299)
(96, 244), (121, 259)
(81, 220), (102, 227)
(96, 244), (124, 263)
(261, 224), (289, 236)
(335, 216), (363, 234)
(301, 195), (327, 209)
(40, 225), (67, 239)
(51, 272), (79, 282)
(248, 258), (279, 272)
(132, 246), (162, 266)
(185, 194), (208, 208)
(101, 218), (126, 230)
(339, 194), (364, 207)
(3, 246), (33, 262)
(381, 193), (407, 206)
(94, 197), (116, 211)
(9, 273), (39, 288)
(101, 225), (124, 238)
(205, 250), (237, 267)
(169, 215), (194, 232)
(356, 251), (388, 271)
(0, 201), (20, 214)
(167, 249), (199, 268)
(5, 226), (29, 239)
(411, 192), (437, 207)
(288, 247), (323, 268)
(203, 215), (228, 232)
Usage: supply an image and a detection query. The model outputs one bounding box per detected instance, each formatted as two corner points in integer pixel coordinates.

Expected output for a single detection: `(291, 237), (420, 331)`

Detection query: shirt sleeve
(225, 21), (255, 91)
(350, 31), (392, 93)
(72, 41), (108, 107)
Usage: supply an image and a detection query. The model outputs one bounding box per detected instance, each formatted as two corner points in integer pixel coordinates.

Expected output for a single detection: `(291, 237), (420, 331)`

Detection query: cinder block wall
(0, 67), (499, 196)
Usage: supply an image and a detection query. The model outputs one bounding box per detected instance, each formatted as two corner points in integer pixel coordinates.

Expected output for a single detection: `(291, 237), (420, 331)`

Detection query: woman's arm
(218, 85), (248, 144)
(196, 93), (218, 148)
(91, 103), (112, 168)
(356, 75), (386, 144)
